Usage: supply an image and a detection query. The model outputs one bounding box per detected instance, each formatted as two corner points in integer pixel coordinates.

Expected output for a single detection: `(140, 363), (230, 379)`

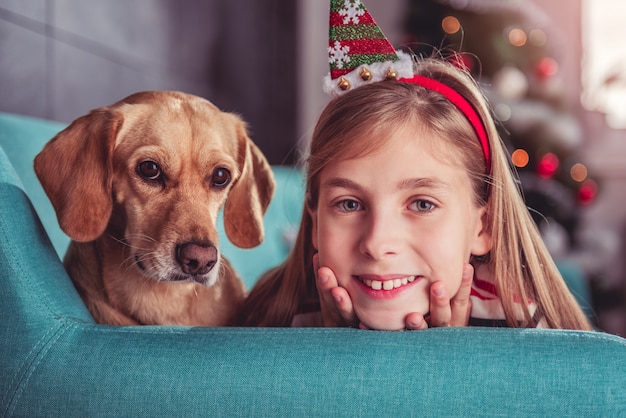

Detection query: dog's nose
(176, 243), (218, 275)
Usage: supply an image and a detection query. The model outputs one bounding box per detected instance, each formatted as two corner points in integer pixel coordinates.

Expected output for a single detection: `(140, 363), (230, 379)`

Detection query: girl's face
(309, 125), (492, 330)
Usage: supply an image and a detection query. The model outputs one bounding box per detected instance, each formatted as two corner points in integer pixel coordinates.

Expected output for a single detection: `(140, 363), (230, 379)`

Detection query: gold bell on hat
(385, 68), (398, 80)
(360, 67), (372, 81)
(338, 76), (350, 91)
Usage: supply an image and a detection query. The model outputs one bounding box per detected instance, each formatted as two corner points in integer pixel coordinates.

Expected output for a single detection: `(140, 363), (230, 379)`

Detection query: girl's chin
(356, 309), (414, 331)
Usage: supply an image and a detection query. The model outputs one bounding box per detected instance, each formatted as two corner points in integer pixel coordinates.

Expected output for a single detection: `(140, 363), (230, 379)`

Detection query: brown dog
(34, 91), (275, 326)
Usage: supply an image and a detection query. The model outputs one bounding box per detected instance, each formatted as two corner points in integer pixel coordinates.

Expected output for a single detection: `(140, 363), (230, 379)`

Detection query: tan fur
(34, 91), (275, 326)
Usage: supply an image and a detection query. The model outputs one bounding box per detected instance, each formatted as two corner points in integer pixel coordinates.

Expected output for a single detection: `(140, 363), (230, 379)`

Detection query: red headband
(400, 75), (492, 178)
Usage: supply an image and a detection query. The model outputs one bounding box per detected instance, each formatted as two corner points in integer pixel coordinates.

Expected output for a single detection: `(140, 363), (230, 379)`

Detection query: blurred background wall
(0, 0), (297, 164)
(1, 0), (625, 335)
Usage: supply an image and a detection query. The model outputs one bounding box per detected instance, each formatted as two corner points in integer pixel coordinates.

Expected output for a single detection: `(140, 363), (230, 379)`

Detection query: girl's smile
(309, 124), (491, 330)
(353, 274), (422, 299)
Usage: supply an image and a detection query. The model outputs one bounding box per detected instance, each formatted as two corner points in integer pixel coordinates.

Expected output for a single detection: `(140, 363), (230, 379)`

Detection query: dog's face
(35, 91), (274, 287)
(111, 95), (249, 286)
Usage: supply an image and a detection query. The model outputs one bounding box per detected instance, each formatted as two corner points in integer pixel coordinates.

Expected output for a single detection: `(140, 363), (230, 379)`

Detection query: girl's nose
(359, 211), (401, 260)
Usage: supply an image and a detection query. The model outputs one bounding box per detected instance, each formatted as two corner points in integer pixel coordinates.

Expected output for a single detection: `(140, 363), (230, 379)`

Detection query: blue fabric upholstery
(1, 113), (625, 416)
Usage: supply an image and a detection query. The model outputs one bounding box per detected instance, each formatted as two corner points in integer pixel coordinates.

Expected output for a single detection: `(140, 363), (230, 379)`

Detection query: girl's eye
(337, 199), (362, 213)
(211, 167), (231, 188)
(410, 199), (436, 212)
(137, 160), (162, 181)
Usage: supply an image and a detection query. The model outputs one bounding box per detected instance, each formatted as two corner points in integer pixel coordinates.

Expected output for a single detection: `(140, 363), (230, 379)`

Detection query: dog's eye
(137, 161), (162, 181)
(211, 167), (231, 188)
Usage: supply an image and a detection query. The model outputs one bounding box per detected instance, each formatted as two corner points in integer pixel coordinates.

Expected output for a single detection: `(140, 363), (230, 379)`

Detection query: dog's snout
(176, 243), (218, 275)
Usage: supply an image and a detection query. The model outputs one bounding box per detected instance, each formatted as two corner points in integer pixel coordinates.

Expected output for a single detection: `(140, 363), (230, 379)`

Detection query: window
(582, 0), (626, 129)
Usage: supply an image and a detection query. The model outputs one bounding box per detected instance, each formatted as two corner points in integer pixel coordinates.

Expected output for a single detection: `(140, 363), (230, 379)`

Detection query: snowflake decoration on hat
(328, 40), (351, 69)
(339, 0), (365, 24)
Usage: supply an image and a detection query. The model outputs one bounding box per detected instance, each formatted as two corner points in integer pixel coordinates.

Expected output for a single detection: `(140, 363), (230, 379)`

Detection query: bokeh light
(494, 103), (512, 121)
(511, 148), (530, 167)
(508, 28), (527, 46)
(536, 56), (559, 79)
(442, 16), (461, 34)
(570, 163), (588, 182)
(529, 29), (547, 47)
(577, 179), (598, 205)
(537, 152), (559, 178)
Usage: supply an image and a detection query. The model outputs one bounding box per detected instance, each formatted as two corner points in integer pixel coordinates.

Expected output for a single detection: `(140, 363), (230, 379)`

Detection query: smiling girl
(235, 0), (592, 331)
(309, 108), (490, 331)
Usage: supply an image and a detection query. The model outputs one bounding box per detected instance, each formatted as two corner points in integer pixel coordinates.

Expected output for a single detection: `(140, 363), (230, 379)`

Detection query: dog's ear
(34, 108), (123, 242)
(223, 121), (275, 249)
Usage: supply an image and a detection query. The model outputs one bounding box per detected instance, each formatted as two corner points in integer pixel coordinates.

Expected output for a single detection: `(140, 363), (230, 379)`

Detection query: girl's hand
(403, 264), (474, 329)
(314, 254), (474, 329)
(314, 253), (359, 327)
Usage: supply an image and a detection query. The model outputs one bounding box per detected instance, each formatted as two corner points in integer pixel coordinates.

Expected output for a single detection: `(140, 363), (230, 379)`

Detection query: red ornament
(449, 53), (475, 72)
(577, 179), (598, 205)
(535, 57), (558, 80)
(536, 152), (559, 178)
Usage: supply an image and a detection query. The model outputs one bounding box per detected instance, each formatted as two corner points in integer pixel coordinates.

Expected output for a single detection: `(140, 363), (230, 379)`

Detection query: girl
(236, 58), (591, 330)
(235, 0), (592, 331)
(234, 59), (591, 329)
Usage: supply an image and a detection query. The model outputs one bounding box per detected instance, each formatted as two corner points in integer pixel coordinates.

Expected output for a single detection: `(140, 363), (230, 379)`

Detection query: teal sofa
(1, 112), (625, 417)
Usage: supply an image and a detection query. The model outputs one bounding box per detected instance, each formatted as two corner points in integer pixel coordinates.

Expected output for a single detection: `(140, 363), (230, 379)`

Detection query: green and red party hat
(323, 0), (414, 96)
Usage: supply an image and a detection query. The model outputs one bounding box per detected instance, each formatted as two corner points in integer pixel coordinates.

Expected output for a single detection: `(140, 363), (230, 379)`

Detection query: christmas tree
(401, 0), (598, 250)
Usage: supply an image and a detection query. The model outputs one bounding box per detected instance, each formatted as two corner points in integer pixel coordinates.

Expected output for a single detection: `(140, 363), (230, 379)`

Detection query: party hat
(321, 0), (492, 182)
(323, 0), (414, 97)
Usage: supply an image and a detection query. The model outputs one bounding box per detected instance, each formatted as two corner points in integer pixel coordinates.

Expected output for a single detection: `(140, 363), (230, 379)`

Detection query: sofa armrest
(0, 145), (93, 324)
(0, 112), (70, 258)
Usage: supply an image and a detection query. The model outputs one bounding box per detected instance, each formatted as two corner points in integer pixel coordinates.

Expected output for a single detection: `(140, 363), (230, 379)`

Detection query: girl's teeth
(360, 276), (416, 290)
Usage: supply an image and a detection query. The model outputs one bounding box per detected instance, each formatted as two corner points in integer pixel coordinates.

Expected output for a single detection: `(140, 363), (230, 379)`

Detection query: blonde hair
(236, 58), (592, 330)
